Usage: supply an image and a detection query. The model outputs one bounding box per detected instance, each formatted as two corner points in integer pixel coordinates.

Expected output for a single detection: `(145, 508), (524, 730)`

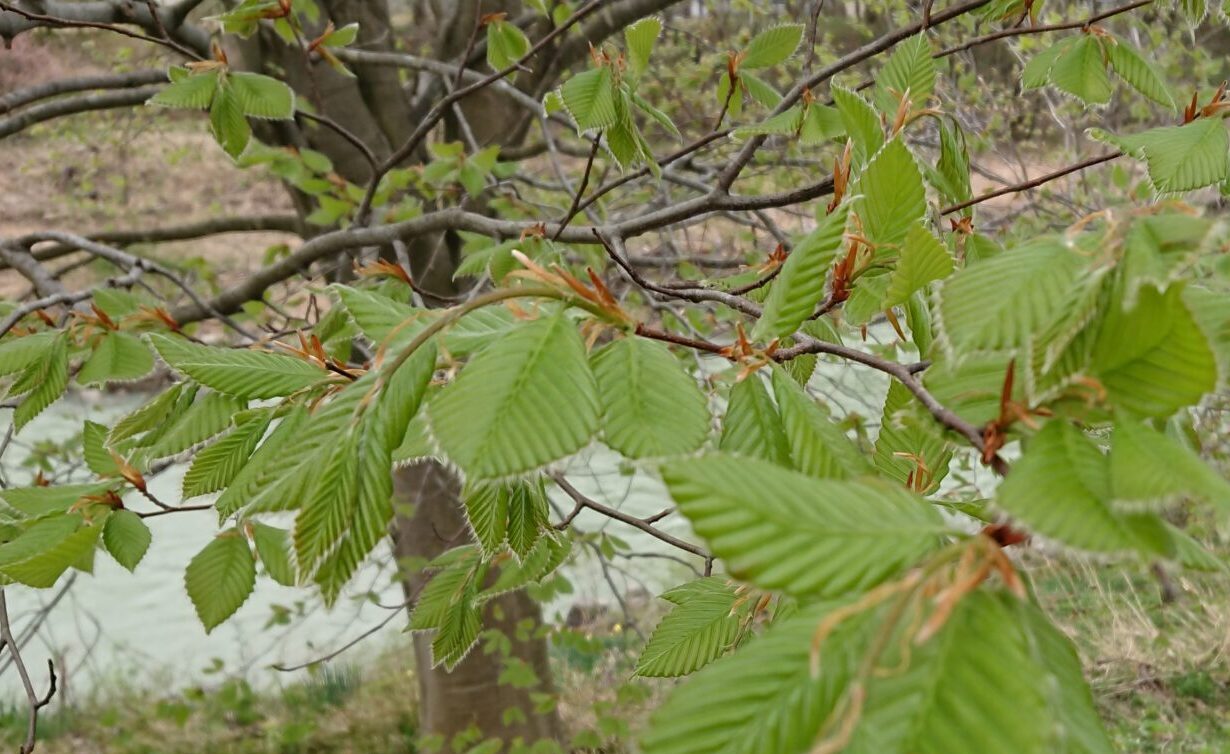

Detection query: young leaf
(875, 33), (936, 111)
(874, 381), (952, 493)
(857, 139), (926, 248)
(1048, 35), (1112, 105)
(103, 510), (151, 572)
(251, 522), (296, 587)
(77, 331), (154, 385)
(1114, 119), (1230, 193)
(832, 84), (884, 165)
(227, 71), (296, 120)
(1106, 37), (1175, 110)
(209, 85), (251, 159)
(505, 478), (550, 560)
(752, 204), (849, 341)
(144, 391), (245, 460)
(185, 531), (256, 632)
(0, 331), (57, 377)
(462, 481), (510, 556)
(1091, 284), (1217, 417)
(624, 16), (662, 76)
(770, 368), (872, 480)
(82, 421), (121, 477)
(13, 333), (68, 431)
(0, 516), (104, 588)
(486, 19), (531, 72)
(147, 68), (219, 110)
(591, 337), (710, 459)
(845, 591), (1112, 754)
(740, 24), (803, 69)
(936, 239), (1085, 355)
(641, 600), (857, 754)
(662, 454), (944, 597)
(718, 374), (792, 467)
(996, 421), (1167, 553)
(883, 224), (954, 307)
(181, 413), (272, 498)
(560, 66), (618, 131)
(304, 344), (437, 602)
(429, 314), (600, 478)
(148, 333), (329, 399)
(1109, 418), (1230, 510)
(636, 578), (742, 677)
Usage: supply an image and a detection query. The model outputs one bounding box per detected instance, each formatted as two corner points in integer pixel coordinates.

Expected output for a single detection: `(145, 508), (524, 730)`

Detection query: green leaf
(430, 314), (600, 478)
(209, 85), (251, 159)
(874, 381), (952, 494)
(181, 413), (272, 498)
(662, 454), (944, 597)
(0, 331), (57, 377)
(145, 391), (245, 460)
(304, 344), (437, 602)
(1109, 417), (1230, 510)
(320, 22), (359, 48)
(1091, 284), (1217, 417)
(875, 33), (936, 111)
(719, 375), (792, 466)
(82, 421), (121, 477)
(591, 337), (710, 459)
(932, 119), (972, 206)
(636, 578), (742, 677)
(252, 522), (296, 586)
(486, 19), (531, 72)
(462, 481), (509, 556)
(226, 71), (296, 119)
(0, 484), (112, 519)
(936, 239), (1085, 355)
(185, 531), (256, 632)
(109, 383), (189, 443)
(799, 103), (845, 145)
(1022, 38), (1076, 90)
(148, 333), (329, 399)
(13, 333), (68, 431)
(77, 331), (154, 385)
(771, 368), (872, 480)
(845, 591), (1112, 754)
(505, 478), (550, 560)
(857, 139), (926, 248)
(740, 72), (781, 109)
(832, 85), (883, 165)
(752, 205), (849, 341)
(0, 516), (104, 588)
(996, 421), (1166, 553)
(432, 586), (482, 669)
(103, 510), (151, 572)
(560, 66), (618, 131)
(733, 105), (804, 139)
(482, 533), (570, 598)
(640, 600), (856, 754)
(1048, 36), (1112, 105)
(624, 16), (662, 76)
(1106, 37), (1175, 109)
(883, 224), (953, 307)
(410, 548), (479, 630)
(148, 68), (218, 110)
(1113, 119), (1230, 193)
(740, 24), (803, 69)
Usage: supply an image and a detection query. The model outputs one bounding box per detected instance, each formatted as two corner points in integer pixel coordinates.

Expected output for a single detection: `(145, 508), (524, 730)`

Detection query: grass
(1031, 548), (1230, 753)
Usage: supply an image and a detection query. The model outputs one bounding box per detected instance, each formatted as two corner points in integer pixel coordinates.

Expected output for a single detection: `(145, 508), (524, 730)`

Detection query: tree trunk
(391, 463), (563, 750)
(225, 0), (565, 748)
